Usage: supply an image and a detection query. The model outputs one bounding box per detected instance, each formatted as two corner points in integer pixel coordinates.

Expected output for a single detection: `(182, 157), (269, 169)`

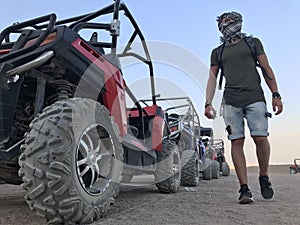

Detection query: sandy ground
(0, 165), (299, 225)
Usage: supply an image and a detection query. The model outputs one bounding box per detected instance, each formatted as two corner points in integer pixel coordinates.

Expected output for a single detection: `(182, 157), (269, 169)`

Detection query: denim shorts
(223, 101), (269, 140)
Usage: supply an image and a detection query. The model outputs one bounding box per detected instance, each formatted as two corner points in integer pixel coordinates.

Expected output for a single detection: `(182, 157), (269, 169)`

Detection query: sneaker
(259, 175), (274, 199)
(238, 184), (254, 204)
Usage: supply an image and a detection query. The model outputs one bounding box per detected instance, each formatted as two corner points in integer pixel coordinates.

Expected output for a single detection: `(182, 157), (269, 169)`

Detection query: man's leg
(244, 101), (274, 198)
(244, 102), (270, 175)
(253, 136), (274, 199)
(223, 104), (253, 203)
(253, 136), (270, 176)
(231, 138), (253, 203)
(223, 104), (245, 183)
(231, 138), (247, 185)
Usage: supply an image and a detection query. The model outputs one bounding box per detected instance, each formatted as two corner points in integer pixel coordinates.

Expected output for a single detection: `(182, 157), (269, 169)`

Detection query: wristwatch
(272, 92), (281, 99)
(205, 101), (211, 108)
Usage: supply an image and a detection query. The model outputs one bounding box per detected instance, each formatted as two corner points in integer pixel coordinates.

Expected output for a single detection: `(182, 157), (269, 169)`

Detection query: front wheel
(155, 140), (181, 193)
(202, 158), (212, 180)
(18, 98), (124, 224)
(221, 162), (230, 176)
(290, 168), (297, 174)
(180, 150), (199, 187)
(211, 160), (220, 179)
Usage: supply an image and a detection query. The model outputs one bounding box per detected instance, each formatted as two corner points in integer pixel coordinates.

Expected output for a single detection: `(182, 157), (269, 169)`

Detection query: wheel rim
(76, 124), (116, 196)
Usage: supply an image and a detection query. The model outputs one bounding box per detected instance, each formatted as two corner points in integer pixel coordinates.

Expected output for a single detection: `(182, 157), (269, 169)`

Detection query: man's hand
(272, 98), (283, 115)
(204, 105), (217, 119)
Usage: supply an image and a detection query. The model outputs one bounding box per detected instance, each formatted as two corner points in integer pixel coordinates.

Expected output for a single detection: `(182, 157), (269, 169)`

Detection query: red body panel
(151, 115), (164, 151)
(71, 38), (127, 137)
(128, 104), (159, 117)
(0, 49), (10, 55)
(129, 105), (164, 151)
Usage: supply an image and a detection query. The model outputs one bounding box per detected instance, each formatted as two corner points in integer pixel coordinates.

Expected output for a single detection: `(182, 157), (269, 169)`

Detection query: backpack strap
(217, 43), (225, 90)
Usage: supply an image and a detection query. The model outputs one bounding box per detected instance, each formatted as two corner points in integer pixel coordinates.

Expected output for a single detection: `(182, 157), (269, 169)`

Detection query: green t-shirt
(210, 37), (266, 107)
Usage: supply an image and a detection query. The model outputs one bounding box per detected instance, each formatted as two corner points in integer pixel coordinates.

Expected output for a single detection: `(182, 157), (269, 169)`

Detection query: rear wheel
(211, 160), (220, 179)
(221, 162), (230, 176)
(18, 98), (123, 224)
(202, 158), (212, 180)
(155, 140), (181, 193)
(121, 168), (135, 183)
(180, 150), (199, 187)
(290, 168), (297, 174)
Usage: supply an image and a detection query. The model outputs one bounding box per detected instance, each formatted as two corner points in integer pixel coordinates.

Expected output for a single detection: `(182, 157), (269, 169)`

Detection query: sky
(0, 0), (298, 166)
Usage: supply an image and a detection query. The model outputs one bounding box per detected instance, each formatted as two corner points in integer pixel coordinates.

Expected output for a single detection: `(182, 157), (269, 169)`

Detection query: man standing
(204, 11), (283, 204)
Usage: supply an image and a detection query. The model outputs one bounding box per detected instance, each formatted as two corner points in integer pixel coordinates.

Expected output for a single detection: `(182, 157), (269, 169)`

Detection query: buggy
(198, 127), (221, 180)
(213, 139), (230, 176)
(153, 97), (201, 187)
(146, 97), (219, 186)
(289, 159), (300, 174)
(0, 1), (182, 223)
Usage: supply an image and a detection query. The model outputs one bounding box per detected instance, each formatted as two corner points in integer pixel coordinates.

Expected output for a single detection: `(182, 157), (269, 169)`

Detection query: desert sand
(0, 165), (299, 225)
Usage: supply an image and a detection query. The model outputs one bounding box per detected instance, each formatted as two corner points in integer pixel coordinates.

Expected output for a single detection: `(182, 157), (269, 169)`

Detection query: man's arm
(257, 53), (283, 115)
(204, 65), (219, 119)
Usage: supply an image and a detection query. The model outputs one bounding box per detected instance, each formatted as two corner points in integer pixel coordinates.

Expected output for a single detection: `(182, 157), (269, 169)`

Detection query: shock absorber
(56, 80), (73, 100)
